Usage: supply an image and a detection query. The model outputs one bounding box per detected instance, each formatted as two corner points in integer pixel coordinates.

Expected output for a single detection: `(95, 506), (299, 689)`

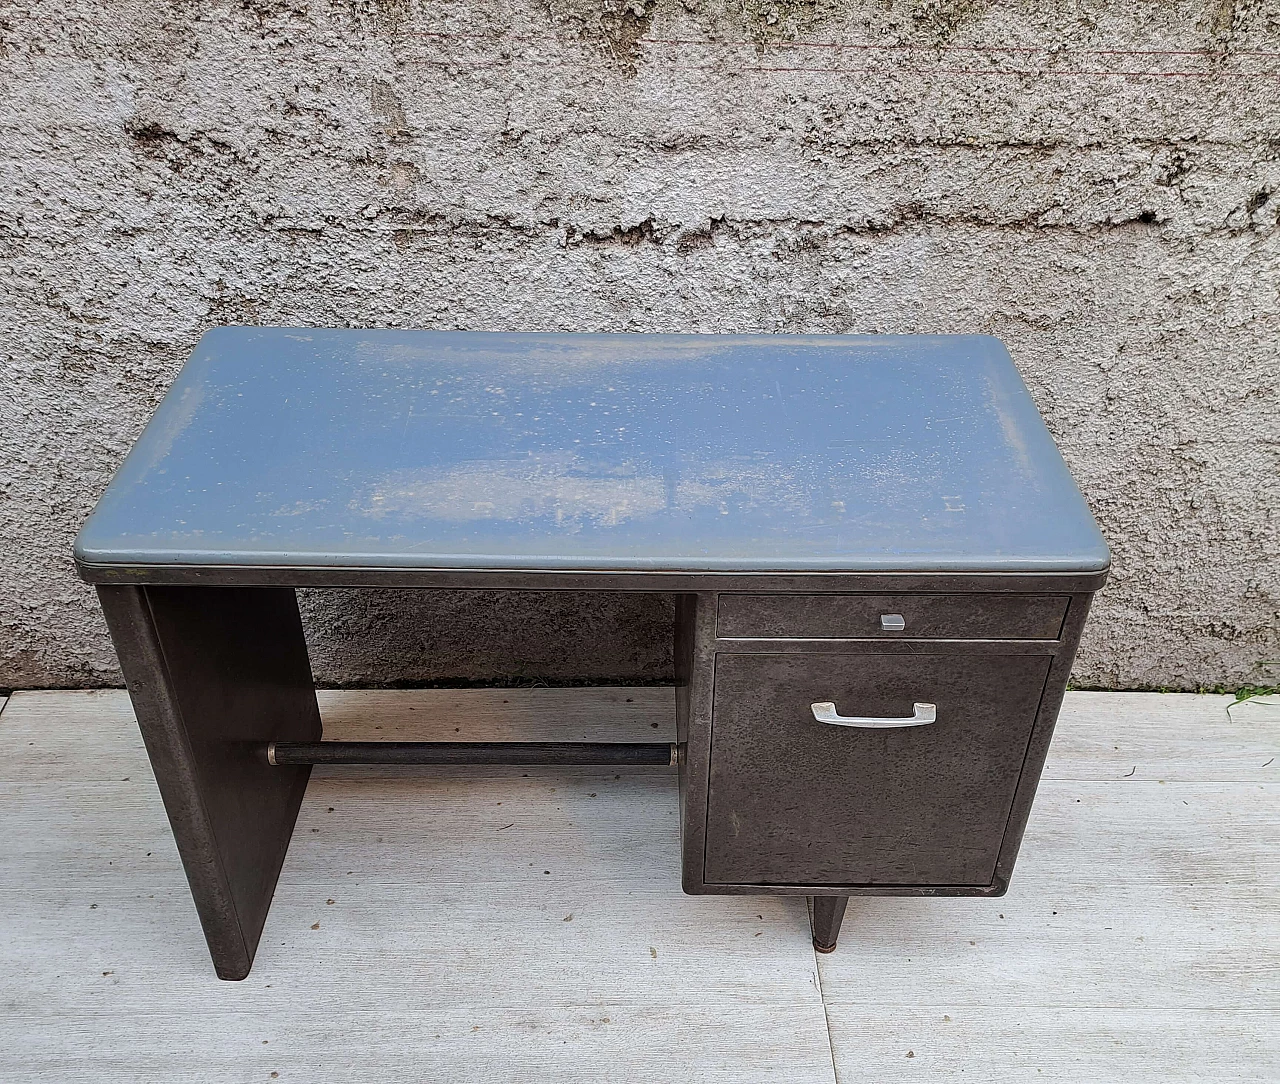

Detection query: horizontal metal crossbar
(266, 741), (678, 767)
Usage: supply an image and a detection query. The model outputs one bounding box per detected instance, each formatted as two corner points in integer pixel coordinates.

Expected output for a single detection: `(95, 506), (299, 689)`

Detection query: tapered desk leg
(97, 585), (321, 980)
(811, 896), (850, 954)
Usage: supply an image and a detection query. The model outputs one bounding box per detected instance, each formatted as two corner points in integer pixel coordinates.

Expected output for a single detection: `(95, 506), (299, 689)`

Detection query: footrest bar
(266, 741), (678, 767)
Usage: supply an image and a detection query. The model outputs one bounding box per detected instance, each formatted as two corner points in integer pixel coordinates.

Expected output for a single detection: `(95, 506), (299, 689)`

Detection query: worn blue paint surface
(74, 329), (1110, 573)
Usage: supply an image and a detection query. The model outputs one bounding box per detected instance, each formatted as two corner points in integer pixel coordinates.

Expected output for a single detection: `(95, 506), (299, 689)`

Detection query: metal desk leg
(97, 585), (321, 980)
(811, 895), (850, 953)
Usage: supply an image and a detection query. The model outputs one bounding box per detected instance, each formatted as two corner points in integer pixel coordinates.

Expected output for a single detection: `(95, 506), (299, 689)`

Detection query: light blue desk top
(74, 330), (1109, 574)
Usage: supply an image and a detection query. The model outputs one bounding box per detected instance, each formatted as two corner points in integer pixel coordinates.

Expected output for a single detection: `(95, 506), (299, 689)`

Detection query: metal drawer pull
(810, 701), (937, 728)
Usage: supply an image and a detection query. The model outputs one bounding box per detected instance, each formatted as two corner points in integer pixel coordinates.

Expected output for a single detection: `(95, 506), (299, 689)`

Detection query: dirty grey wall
(2, 0), (1278, 690)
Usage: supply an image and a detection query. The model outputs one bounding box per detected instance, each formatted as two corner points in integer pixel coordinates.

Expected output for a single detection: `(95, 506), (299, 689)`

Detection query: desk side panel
(97, 585), (321, 979)
(991, 590), (1098, 891)
(677, 593), (718, 893)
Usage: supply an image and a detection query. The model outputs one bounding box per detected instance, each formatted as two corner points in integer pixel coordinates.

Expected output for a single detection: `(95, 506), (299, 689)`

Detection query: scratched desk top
(74, 329), (1109, 574)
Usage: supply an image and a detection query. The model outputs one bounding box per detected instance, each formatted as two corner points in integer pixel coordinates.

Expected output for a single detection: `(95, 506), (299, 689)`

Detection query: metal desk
(75, 329), (1109, 979)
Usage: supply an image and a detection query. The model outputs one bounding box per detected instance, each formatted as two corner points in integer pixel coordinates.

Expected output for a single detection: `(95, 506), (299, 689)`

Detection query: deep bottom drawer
(704, 651), (1052, 886)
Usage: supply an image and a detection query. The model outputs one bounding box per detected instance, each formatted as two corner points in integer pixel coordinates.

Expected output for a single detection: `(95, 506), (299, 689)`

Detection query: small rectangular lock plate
(880, 613), (906, 632)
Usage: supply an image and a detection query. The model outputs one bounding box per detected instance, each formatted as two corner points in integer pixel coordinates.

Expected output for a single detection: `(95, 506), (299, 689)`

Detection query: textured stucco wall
(2, 0), (1277, 690)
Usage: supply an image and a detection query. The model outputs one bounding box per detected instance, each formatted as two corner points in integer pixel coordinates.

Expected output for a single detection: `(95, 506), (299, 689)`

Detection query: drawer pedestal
(678, 584), (1096, 951)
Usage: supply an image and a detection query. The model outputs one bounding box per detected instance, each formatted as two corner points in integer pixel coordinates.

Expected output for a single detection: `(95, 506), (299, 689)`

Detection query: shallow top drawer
(716, 593), (1070, 640)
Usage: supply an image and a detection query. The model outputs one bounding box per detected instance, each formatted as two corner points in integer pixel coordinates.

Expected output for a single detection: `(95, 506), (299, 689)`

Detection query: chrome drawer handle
(810, 701), (937, 728)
